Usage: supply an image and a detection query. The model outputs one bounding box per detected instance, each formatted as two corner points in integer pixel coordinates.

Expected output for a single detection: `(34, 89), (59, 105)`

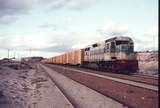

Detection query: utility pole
(7, 49), (10, 59)
(14, 50), (16, 59)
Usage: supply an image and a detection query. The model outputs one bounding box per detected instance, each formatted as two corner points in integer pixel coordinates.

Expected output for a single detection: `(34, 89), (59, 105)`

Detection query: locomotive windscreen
(116, 41), (129, 45)
(115, 40), (134, 53)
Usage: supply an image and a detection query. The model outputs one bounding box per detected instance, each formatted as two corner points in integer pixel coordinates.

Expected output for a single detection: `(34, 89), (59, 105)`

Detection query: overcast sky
(0, 0), (158, 59)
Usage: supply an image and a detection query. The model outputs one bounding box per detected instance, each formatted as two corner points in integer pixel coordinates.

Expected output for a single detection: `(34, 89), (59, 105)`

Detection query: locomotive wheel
(123, 66), (132, 75)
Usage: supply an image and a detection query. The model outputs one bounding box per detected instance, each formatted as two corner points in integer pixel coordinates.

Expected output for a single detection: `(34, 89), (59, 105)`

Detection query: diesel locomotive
(43, 36), (138, 74)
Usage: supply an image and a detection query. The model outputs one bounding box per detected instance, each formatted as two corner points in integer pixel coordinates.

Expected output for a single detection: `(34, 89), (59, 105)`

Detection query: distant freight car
(66, 49), (84, 65)
(43, 36), (138, 74)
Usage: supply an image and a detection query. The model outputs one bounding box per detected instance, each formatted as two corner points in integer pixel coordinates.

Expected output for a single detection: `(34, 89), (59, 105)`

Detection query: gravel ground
(0, 62), (74, 108)
(0, 66), (30, 108)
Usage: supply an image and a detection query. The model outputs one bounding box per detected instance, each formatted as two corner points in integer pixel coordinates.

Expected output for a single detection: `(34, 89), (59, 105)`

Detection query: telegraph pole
(7, 49), (10, 59)
(14, 50), (16, 59)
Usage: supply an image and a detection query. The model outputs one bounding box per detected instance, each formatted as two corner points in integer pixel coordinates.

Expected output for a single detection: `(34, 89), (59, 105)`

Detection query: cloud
(0, 21), (138, 57)
(0, 0), (99, 25)
(0, 31), (102, 55)
(39, 0), (99, 10)
(97, 21), (158, 51)
(0, 0), (34, 24)
(0, 15), (18, 25)
(0, 0), (31, 16)
(39, 24), (57, 31)
(33, 31), (102, 53)
(145, 26), (158, 37)
(39, 24), (56, 28)
(0, 20), (158, 58)
(0, 0), (99, 16)
(65, 0), (99, 10)
(98, 21), (130, 38)
(133, 26), (158, 51)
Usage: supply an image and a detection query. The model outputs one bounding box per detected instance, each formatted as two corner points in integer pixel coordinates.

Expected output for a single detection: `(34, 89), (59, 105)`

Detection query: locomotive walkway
(39, 64), (125, 108)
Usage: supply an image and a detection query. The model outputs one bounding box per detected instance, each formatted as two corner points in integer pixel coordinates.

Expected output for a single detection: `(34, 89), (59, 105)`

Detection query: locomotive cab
(115, 37), (135, 60)
(116, 40), (133, 53)
(104, 36), (138, 73)
(104, 37), (135, 60)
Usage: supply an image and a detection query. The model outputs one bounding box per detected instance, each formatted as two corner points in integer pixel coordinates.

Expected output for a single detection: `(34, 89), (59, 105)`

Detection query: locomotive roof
(105, 36), (132, 42)
(84, 36), (133, 50)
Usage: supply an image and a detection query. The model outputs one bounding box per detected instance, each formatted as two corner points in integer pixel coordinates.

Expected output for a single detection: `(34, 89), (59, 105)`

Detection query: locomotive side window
(110, 42), (116, 52)
(105, 43), (110, 52)
(106, 44), (109, 49)
(129, 45), (134, 52)
(85, 51), (87, 56)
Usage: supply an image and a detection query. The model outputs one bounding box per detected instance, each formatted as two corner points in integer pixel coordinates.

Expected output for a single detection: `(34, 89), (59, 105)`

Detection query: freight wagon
(45, 49), (84, 65)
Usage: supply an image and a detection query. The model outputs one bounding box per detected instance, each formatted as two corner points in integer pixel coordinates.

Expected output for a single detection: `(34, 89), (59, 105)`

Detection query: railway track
(45, 63), (158, 108)
(131, 73), (158, 80)
(49, 64), (158, 86)
(38, 64), (125, 108)
(65, 68), (157, 91)
(46, 64), (158, 91)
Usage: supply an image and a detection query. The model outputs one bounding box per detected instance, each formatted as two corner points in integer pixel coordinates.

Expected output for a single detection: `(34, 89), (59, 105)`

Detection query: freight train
(43, 36), (138, 74)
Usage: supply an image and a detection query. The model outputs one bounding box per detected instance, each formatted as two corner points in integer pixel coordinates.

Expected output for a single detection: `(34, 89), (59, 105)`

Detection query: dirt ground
(0, 61), (73, 108)
(0, 61), (32, 108)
